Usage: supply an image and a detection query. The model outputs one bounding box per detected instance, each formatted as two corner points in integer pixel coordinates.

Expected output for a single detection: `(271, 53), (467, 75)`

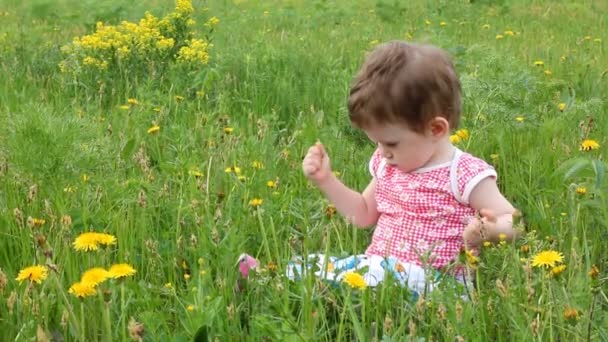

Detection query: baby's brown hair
(347, 41), (461, 133)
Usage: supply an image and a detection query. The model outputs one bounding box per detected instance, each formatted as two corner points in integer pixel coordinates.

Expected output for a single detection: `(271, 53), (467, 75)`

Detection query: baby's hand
(463, 209), (496, 252)
(302, 142), (332, 184)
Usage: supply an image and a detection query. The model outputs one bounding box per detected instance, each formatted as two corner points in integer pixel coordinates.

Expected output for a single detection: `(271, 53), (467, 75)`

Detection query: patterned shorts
(286, 254), (460, 297)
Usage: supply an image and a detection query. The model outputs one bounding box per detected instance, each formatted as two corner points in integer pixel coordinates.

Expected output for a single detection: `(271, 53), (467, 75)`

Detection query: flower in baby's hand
(16, 265), (48, 284)
(342, 272), (367, 290)
(531, 250), (563, 268)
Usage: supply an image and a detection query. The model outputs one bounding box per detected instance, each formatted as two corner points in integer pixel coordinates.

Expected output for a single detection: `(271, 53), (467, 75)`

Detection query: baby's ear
(428, 116), (450, 137)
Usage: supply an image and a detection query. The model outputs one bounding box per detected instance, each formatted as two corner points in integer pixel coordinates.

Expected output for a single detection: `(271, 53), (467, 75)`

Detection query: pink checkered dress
(365, 147), (496, 269)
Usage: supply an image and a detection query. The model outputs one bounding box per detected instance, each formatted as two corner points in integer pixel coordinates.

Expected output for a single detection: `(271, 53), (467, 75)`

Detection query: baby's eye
(385, 142), (399, 148)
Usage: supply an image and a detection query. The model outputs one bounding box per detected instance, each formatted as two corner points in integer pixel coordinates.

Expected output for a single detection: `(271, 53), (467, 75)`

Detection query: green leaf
(591, 159), (606, 188)
(120, 138), (136, 161)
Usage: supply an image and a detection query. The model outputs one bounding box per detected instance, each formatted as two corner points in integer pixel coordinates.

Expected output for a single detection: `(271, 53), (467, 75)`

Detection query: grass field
(0, 0), (607, 340)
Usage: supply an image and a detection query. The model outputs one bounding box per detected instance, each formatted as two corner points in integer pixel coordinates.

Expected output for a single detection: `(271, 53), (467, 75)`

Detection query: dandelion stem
(80, 301), (85, 342)
(121, 282), (126, 342)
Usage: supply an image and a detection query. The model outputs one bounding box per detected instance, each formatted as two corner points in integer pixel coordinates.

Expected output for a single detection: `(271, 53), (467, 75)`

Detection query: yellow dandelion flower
(490, 154), (499, 162)
(504, 30), (515, 36)
(575, 186), (587, 195)
(147, 124), (160, 134)
(455, 129), (469, 140)
(82, 174), (89, 183)
(342, 272), (367, 290)
(187, 304), (195, 311)
(184, 273), (191, 280)
(495, 34), (504, 40)
(263, 10), (269, 16)
(249, 198), (263, 208)
(188, 169), (203, 177)
(69, 281), (97, 298)
(544, 70), (552, 75)
(531, 250), (564, 268)
(440, 21), (447, 27)
(224, 127), (234, 134)
(333, 171), (341, 176)
(73, 232), (101, 251)
(580, 139), (600, 151)
(483, 241), (492, 247)
(550, 264), (567, 277)
(108, 264), (136, 279)
(204, 16), (220, 27)
(224, 166), (242, 174)
(498, 233), (507, 240)
(15, 265), (48, 284)
(252, 160), (264, 169)
(424, 19), (431, 25)
(449, 134), (462, 144)
(558, 103), (566, 111)
(127, 98), (138, 105)
(266, 180), (276, 188)
(175, 95), (185, 102)
(588, 265), (599, 278)
(237, 175), (246, 182)
(96, 233), (117, 247)
(119, 105), (130, 110)
(482, 24), (490, 29)
(533, 60), (544, 67)
(593, 38), (601, 43)
(81, 268), (110, 287)
(583, 36), (592, 41)
(164, 282), (173, 289)
(465, 250), (479, 268)
(563, 307), (579, 321)
(515, 116), (525, 122)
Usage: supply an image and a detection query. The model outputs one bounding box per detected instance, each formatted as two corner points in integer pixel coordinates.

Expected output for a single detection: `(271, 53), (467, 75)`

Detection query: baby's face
(364, 122), (439, 173)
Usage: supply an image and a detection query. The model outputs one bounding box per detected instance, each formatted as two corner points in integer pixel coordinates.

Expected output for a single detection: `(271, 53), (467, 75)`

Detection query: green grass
(0, 0), (607, 340)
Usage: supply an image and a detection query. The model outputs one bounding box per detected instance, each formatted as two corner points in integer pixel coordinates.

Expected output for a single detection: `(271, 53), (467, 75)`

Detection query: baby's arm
(463, 177), (518, 250)
(302, 143), (379, 228)
(317, 176), (379, 228)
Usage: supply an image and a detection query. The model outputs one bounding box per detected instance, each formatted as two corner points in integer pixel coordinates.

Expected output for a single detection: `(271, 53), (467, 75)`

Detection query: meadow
(0, 0), (607, 340)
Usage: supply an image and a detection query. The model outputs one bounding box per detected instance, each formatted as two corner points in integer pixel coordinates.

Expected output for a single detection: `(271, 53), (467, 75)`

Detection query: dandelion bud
(35, 234), (47, 248)
(28, 184), (38, 203)
(14, 208), (24, 227)
(0, 268), (7, 293)
(60, 215), (72, 229)
(7, 290), (16, 314)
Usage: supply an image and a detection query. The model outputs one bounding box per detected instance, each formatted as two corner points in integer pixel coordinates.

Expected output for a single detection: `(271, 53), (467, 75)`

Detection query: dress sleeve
(368, 148), (383, 177)
(454, 154), (497, 204)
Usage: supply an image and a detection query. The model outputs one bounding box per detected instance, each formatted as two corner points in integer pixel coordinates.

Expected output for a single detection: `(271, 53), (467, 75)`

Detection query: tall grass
(0, 0), (606, 340)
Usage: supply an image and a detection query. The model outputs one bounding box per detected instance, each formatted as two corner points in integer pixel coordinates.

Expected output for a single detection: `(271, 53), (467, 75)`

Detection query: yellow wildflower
(575, 186), (587, 195)
(580, 139), (600, 151)
(127, 98), (138, 105)
(495, 34), (504, 40)
(483, 241), (492, 248)
(424, 19), (431, 25)
(69, 282), (97, 298)
(119, 105), (130, 110)
(455, 129), (469, 140)
(252, 161), (264, 169)
(224, 166), (242, 174)
(588, 265), (599, 278)
(465, 250), (479, 269)
(266, 180), (277, 188)
(147, 124), (160, 134)
(82, 174), (89, 182)
(558, 103), (566, 111)
(515, 116), (524, 122)
(174, 95), (184, 102)
(342, 272), (367, 290)
(533, 60), (544, 67)
(563, 307), (579, 321)
(550, 264), (567, 277)
(249, 198), (263, 208)
(449, 134), (462, 144)
(204, 16), (220, 28)
(504, 30), (515, 36)
(73, 232), (116, 252)
(544, 70), (552, 75)
(81, 268), (111, 287)
(531, 250), (564, 268)
(188, 169), (203, 177)
(108, 264), (136, 279)
(440, 21), (447, 27)
(15, 265), (48, 284)
(187, 305), (195, 311)
(482, 24), (490, 29)
(498, 233), (507, 240)
(224, 127), (234, 134)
